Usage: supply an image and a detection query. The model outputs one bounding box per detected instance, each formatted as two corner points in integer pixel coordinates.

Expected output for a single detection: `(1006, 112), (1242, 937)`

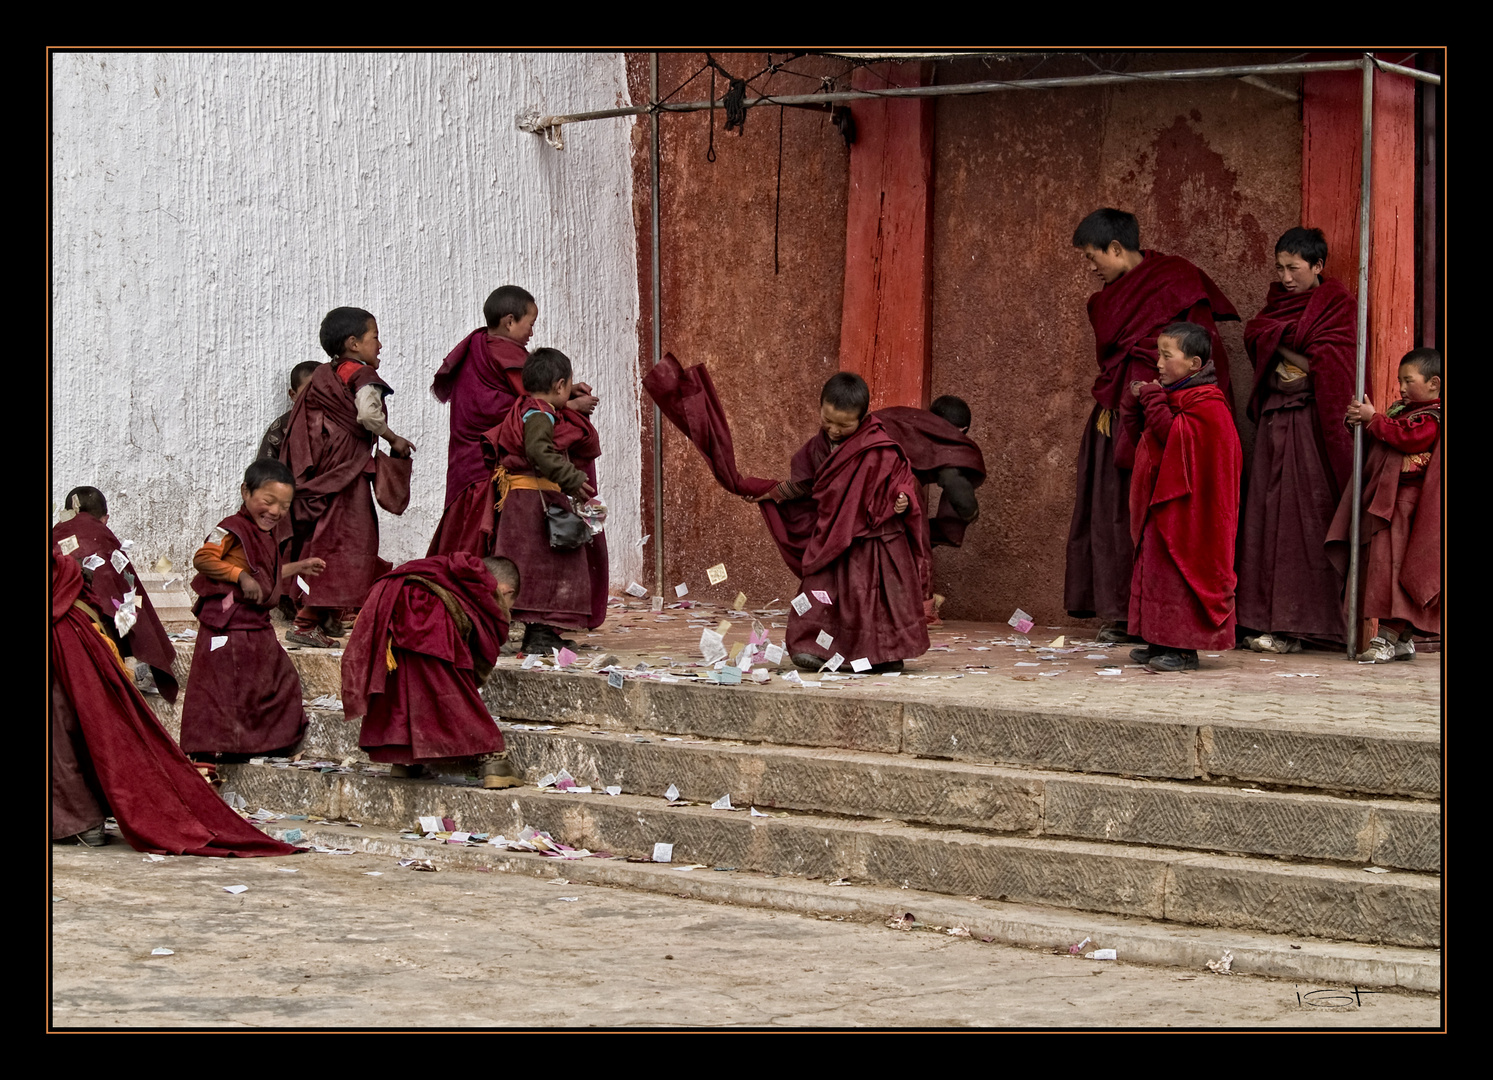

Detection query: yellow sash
(493, 466), (561, 513)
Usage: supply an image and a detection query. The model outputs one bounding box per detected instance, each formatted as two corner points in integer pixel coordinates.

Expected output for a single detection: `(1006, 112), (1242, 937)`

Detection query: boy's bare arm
(281, 557), (326, 580)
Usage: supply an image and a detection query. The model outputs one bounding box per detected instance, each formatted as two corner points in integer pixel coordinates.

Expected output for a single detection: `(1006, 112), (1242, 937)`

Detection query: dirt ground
(50, 842), (1441, 1030)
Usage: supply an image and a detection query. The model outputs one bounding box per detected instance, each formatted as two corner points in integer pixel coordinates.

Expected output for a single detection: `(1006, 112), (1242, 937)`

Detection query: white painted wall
(51, 51), (642, 587)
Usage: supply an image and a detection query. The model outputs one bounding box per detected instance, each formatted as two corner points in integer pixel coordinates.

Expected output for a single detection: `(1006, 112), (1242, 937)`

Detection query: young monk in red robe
(490, 348), (599, 655)
(51, 545), (299, 856)
(258, 361), (321, 461)
(51, 486), (179, 702)
(755, 373), (930, 672)
(1120, 323), (1243, 672)
(342, 553), (525, 787)
(427, 287), (600, 559)
(281, 307), (415, 648)
(179, 460), (325, 762)
(1067, 209), (1238, 641)
(1237, 228), (1357, 653)
(1329, 349), (1442, 662)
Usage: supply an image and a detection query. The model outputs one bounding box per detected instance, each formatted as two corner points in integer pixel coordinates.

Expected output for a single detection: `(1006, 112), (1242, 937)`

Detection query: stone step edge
(262, 821), (1440, 994)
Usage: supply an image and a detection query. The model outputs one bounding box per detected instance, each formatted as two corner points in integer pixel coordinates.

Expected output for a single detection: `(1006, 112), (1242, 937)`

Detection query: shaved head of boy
(64, 486), (108, 521)
(928, 395), (972, 433)
(820, 373), (871, 443)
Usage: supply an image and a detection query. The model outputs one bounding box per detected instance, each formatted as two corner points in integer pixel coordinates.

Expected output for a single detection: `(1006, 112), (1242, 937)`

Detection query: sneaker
(1129, 645), (1158, 664)
(390, 763), (425, 779)
(65, 825), (109, 847)
(286, 627), (337, 649)
(1255, 633), (1302, 655)
(479, 752), (525, 790)
(1148, 650), (1199, 673)
(1357, 636), (1397, 663)
(1394, 639), (1416, 661)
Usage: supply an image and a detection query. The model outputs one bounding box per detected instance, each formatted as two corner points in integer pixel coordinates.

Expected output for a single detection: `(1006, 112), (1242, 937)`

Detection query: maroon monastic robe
(871, 406), (987, 549)
(1236, 279), (1357, 642)
(1326, 401), (1441, 635)
(1065, 252), (1239, 621)
(51, 513), (179, 702)
(178, 509), (307, 755)
(490, 396), (597, 630)
(280, 360), (393, 607)
(786, 417), (932, 665)
(1126, 371), (1243, 651)
(343, 554), (509, 763)
(51, 547), (298, 856)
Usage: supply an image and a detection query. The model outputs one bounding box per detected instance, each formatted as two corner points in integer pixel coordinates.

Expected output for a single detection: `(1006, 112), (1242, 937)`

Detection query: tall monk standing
(281, 307), (416, 648)
(1066, 209), (1238, 641)
(1236, 228), (1356, 652)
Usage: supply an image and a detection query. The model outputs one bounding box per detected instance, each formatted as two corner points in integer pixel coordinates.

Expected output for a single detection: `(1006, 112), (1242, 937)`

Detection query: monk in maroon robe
(872, 403), (986, 550)
(51, 488), (179, 702)
(342, 553), (524, 786)
(1121, 325), (1243, 671)
(1236, 229), (1357, 651)
(1328, 349), (1442, 662)
(51, 545), (299, 856)
(180, 462), (320, 758)
(281, 308), (414, 647)
(1067, 210), (1238, 637)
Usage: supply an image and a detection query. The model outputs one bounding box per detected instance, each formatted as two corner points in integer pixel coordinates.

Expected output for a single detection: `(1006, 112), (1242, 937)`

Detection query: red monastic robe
(1236, 279), (1357, 641)
(871, 406), (987, 549)
(343, 554), (509, 763)
(1126, 372), (1243, 651)
(1326, 401), (1441, 635)
(51, 513), (179, 702)
(51, 547), (299, 856)
(178, 509), (307, 755)
(490, 396), (598, 630)
(1066, 251), (1239, 621)
(281, 360), (393, 607)
(786, 417), (932, 666)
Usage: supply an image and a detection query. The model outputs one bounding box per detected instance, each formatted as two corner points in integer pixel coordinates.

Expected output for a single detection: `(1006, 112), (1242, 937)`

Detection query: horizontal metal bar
(517, 55), (1439, 131)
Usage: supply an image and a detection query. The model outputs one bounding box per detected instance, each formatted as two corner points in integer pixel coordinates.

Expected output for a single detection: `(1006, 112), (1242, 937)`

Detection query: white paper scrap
(223, 885), (249, 895)
(522, 653), (543, 669)
(417, 816), (444, 832)
(80, 553), (104, 571)
(210, 636), (228, 653)
(791, 593), (812, 615)
(606, 786), (622, 796)
(364, 871), (383, 877)
(751, 807), (769, 817)
(822, 653), (844, 673)
(706, 563), (728, 585)
(765, 643), (785, 665)
(652, 842), (673, 863)
(1363, 866), (1390, 874)
(815, 630), (834, 650)
(699, 628), (727, 665)
(110, 549), (129, 573)
(59, 535), (80, 555)
(675, 582), (689, 597)
(1086, 949), (1118, 961)
(811, 590), (833, 605)
(142, 853), (167, 863)
(625, 581), (648, 597)
(711, 794), (734, 810)
(151, 948), (174, 956)
(664, 784), (680, 801)
(850, 657), (872, 673)
(296, 575), (309, 595)
(651, 595), (665, 612)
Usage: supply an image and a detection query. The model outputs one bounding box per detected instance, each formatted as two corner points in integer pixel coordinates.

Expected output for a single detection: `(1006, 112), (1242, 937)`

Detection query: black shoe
(869, 660), (904, 673)
(53, 825), (109, 847)
(521, 624), (576, 654)
(390, 763), (426, 779)
(791, 653), (827, 671)
(1148, 650), (1199, 673)
(1129, 645), (1157, 664)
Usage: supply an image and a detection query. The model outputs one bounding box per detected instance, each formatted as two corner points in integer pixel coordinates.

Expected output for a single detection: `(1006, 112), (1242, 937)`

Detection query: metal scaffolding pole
(650, 53), (665, 599)
(1345, 53), (1376, 659)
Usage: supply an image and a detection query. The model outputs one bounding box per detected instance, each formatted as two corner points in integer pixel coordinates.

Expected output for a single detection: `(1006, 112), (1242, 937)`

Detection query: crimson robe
(1126, 371), (1243, 651)
(51, 514), (179, 702)
(1236, 279), (1357, 641)
(178, 509), (307, 755)
(51, 547), (298, 857)
(1065, 251), (1239, 621)
(343, 554), (509, 763)
(281, 360), (392, 607)
(785, 417), (932, 665)
(1326, 401), (1441, 635)
(490, 396), (598, 630)
(871, 406), (987, 549)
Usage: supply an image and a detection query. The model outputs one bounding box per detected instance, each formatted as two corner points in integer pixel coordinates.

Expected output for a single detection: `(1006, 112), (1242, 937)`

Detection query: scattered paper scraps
(120, 539), (135, 550)
(711, 794), (734, 810)
(608, 671), (625, 689)
(751, 807), (769, 817)
(699, 629), (727, 665)
(110, 549), (129, 573)
(142, 853), (167, 863)
(1008, 608), (1034, 634)
(791, 593), (812, 616)
(223, 885), (249, 895)
(625, 581), (648, 598)
(714, 666), (742, 685)
(152, 556), (172, 574)
(946, 926), (971, 937)
(887, 912), (918, 931)
(58, 535), (80, 555)
(210, 636), (228, 653)
(418, 815), (444, 832)
(606, 785), (622, 796)
(1048, 635), (1066, 647)
(1086, 949), (1118, 961)
(281, 829), (304, 842)
(522, 653), (544, 669)
(811, 590), (833, 605)
(652, 842), (674, 863)
(764, 644), (785, 665)
(554, 647), (578, 668)
(651, 595), (665, 612)
(673, 865), (707, 872)
(822, 653), (844, 673)
(732, 591), (748, 611)
(398, 859), (439, 871)
(850, 657), (872, 673)
(751, 669), (771, 683)
(780, 670), (802, 685)
(1086, 653), (1109, 660)
(1362, 866), (1390, 874)
(716, 619), (733, 635)
(1096, 667), (1122, 676)
(306, 695), (343, 709)
(275, 867), (298, 873)
(706, 563), (728, 585)
(675, 582), (689, 597)
(364, 871), (383, 877)
(815, 630), (834, 650)
(80, 554), (105, 571)
(150, 948), (174, 956)
(1205, 951), (1233, 974)
(664, 784), (680, 801)
(1067, 936), (1092, 955)
(637, 534), (651, 548)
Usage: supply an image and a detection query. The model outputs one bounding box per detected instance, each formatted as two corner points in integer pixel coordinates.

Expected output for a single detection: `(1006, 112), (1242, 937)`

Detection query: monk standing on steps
(1065, 208), (1238, 643)
(343, 553), (525, 788)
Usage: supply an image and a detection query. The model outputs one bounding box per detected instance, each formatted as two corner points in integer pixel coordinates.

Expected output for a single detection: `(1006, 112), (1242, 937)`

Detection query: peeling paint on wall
(52, 52), (642, 586)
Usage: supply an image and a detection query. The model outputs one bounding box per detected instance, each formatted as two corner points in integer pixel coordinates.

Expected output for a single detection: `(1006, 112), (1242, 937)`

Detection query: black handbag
(545, 500), (590, 551)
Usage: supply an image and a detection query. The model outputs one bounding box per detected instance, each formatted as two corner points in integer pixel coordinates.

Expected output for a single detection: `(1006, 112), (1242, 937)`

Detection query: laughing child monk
(489, 348), (597, 655)
(1330, 348), (1442, 662)
(1120, 322), (1243, 673)
(179, 459), (326, 763)
(756, 373), (930, 673)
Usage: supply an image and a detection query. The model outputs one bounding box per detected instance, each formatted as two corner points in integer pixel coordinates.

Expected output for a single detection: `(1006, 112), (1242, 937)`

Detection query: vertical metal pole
(1345, 53), (1374, 659)
(650, 53), (665, 598)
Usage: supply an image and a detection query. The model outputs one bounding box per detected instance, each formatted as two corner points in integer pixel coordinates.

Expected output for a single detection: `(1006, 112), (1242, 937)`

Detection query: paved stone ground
(50, 841), (1441, 1029)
